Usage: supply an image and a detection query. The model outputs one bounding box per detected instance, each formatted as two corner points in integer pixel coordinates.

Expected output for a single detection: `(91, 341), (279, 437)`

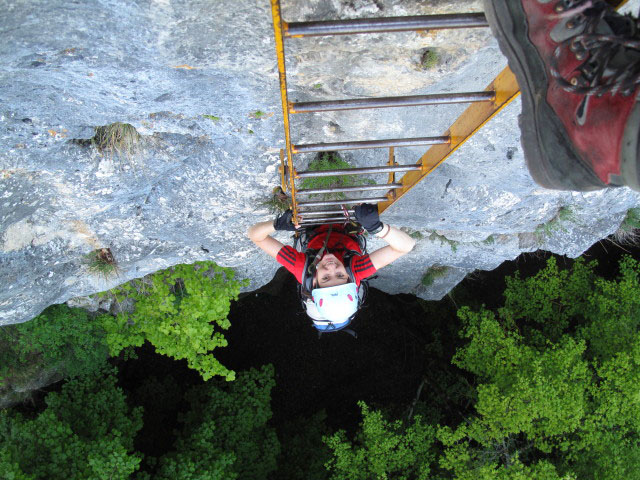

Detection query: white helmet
(310, 283), (358, 326)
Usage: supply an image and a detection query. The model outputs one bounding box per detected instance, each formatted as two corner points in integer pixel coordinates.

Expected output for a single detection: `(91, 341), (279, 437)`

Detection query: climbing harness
(270, 0), (520, 226)
(307, 225), (332, 276)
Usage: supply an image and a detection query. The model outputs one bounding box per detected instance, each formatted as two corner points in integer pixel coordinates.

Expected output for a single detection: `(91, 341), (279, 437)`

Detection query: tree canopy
(2, 254), (640, 479)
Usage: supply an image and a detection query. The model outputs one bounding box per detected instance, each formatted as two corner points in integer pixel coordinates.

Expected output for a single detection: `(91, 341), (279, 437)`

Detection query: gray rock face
(1, 0), (639, 325)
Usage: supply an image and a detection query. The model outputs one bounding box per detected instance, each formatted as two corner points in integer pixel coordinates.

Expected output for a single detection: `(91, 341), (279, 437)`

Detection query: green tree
(0, 304), (108, 387)
(324, 402), (437, 480)
(99, 261), (248, 381)
(439, 256), (640, 480)
(151, 365), (280, 480)
(0, 367), (143, 479)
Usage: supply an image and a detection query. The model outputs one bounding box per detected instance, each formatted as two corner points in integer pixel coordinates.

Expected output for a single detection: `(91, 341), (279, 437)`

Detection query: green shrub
(439, 256), (640, 480)
(152, 365), (279, 480)
(0, 367), (143, 480)
(324, 402), (437, 480)
(98, 261), (248, 381)
(0, 304), (108, 387)
(276, 411), (332, 480)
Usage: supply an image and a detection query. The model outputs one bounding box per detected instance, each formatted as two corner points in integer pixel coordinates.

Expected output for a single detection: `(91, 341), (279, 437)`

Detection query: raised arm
(247, 210), (297, 260)
(247, 220), (284, 260)
(354, 204), (416, 271)
(367, 224), (416, 270)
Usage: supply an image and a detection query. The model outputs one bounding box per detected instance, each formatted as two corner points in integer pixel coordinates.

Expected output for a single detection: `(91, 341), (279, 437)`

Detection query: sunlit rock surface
(1, 0), (639, 324)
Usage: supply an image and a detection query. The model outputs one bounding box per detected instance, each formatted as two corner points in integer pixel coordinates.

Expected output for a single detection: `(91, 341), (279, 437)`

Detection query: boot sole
(483, 0), (606, 191)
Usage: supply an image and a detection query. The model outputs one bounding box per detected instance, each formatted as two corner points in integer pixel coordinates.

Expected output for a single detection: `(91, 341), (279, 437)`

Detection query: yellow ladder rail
(271, 0), (298, 221)
(378, 67), (520, 213)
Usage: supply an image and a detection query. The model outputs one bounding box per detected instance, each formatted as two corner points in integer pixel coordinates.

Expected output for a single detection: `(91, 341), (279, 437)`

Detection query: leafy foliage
(439, 256), (640, 480)
(0, 304), (108, 387)
(324, 402), (437, 480)
(151, 365), (279, 480)
(5, 250), (640, 480)
(98, 261), (248, 380)
(0, 367), (143, 479)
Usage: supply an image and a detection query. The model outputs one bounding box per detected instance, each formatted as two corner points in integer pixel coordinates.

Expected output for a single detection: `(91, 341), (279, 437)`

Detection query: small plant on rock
(427, 231), (459, 253)
(250, 110), (272, 119)
(260, 186), (290, 214)
(301, 151), (372, 201)
(611, 207), (640, 245)
(86, 248), (120, 279)
(91, 122), (141, 158)
(420, 49), (439, 70)
(535, 205), (576, 242)
(482, 234), (495, 245)
(401, 227), (424, 240)
(421, 265), (450, 287)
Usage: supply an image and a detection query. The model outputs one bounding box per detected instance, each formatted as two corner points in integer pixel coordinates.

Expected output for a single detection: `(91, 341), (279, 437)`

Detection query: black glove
(273, 210), (297, 231)
(354, 203), (383, 234)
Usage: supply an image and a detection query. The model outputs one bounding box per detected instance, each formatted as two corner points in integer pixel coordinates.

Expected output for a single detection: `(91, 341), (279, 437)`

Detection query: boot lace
(550, 0), (640, 96)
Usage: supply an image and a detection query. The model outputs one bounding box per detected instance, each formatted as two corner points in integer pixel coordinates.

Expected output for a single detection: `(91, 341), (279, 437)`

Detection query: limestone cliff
(1, 0), (639, 325)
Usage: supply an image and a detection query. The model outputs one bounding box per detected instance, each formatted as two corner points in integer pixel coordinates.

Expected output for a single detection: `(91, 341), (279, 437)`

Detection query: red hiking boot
(483, 0), (640, 191)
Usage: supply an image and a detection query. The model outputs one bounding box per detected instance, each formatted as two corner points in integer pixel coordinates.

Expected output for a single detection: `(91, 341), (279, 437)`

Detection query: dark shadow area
(220, 268), (435, 430)
(116, 344), (202, 458)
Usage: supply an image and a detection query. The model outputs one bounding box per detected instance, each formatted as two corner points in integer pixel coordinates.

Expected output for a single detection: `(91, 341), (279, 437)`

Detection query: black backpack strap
(308, 226), (332, 275)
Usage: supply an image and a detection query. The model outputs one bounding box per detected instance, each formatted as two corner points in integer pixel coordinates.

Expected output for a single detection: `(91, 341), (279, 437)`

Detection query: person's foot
(483, 0), (640, 191)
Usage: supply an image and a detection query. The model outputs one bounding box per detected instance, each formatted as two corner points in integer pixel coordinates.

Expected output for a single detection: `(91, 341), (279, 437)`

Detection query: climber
(482, 0), (640, 192)
(247, 203), (415, 332)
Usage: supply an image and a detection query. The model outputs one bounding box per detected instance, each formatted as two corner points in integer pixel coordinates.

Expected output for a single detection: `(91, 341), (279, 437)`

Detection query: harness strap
(307, 226), (332, 276)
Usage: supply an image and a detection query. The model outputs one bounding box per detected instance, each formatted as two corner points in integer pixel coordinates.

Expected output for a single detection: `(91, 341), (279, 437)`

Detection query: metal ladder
(270, 0), (632, 227)
(270, 0), (517, 226)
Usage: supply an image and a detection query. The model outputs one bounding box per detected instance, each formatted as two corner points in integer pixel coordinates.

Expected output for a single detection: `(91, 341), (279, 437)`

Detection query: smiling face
(314, 253), (349, 288)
